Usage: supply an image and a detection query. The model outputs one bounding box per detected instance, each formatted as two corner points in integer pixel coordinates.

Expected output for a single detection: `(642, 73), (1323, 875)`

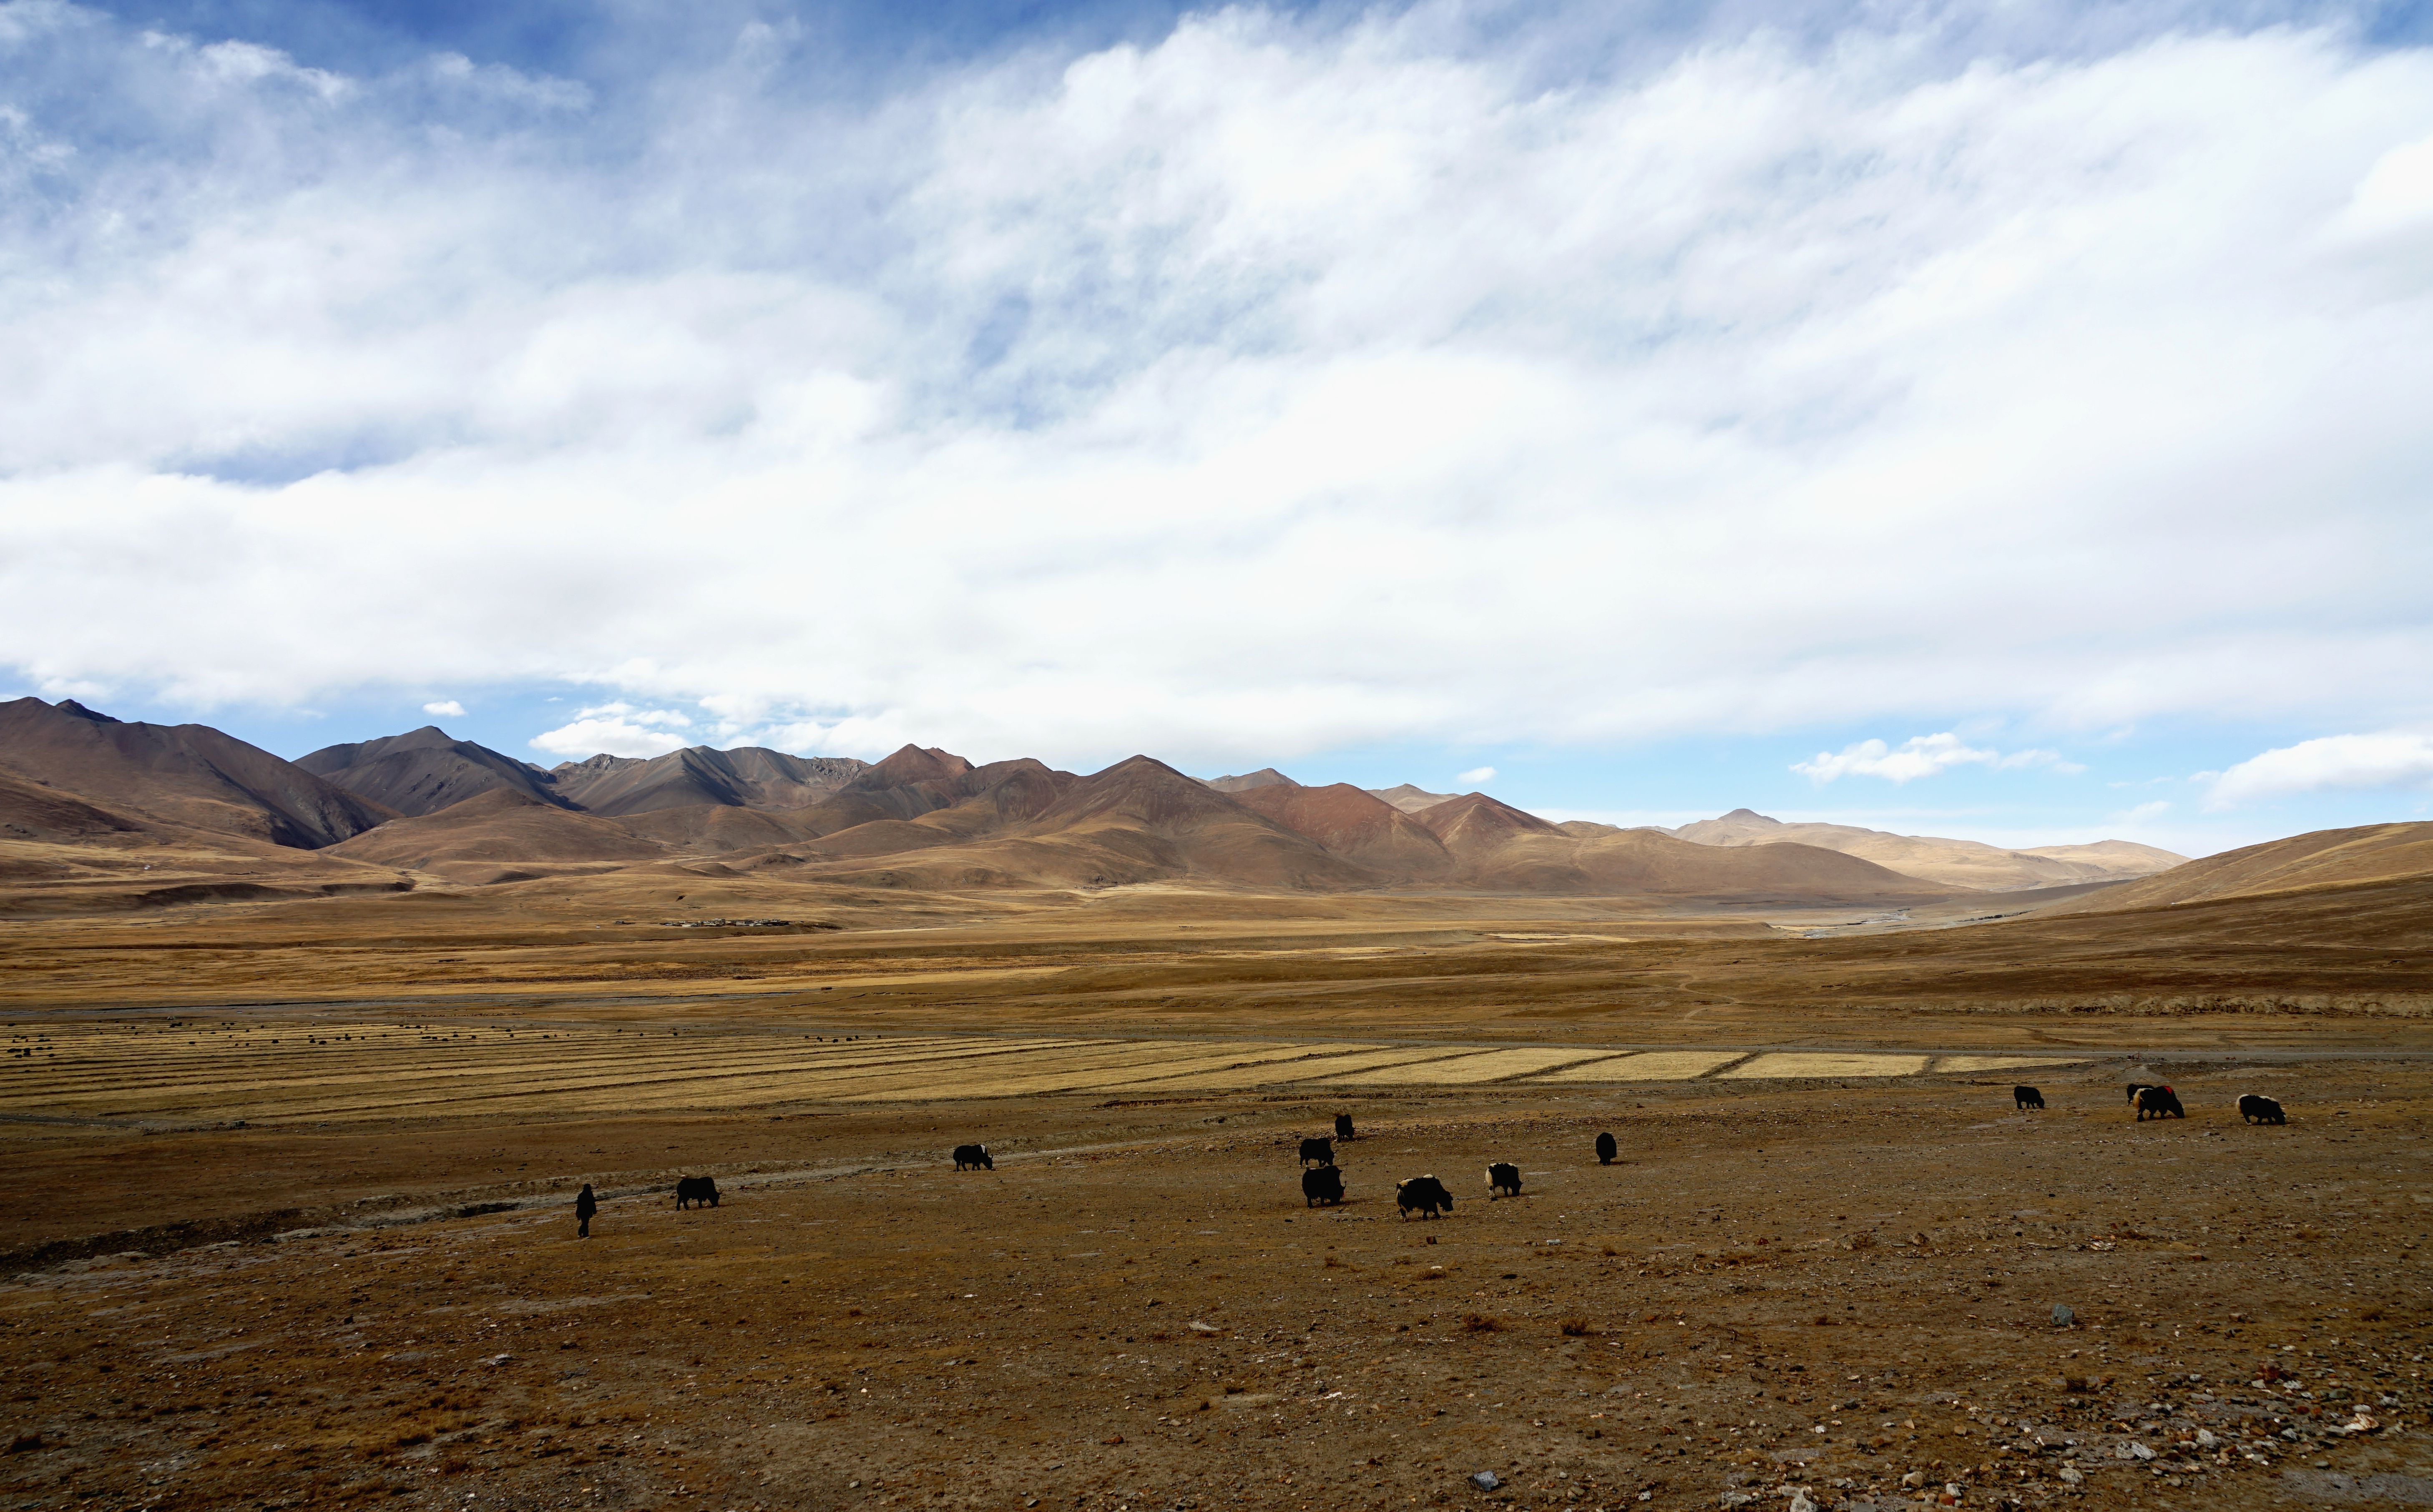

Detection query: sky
(3, 0), (2431, 858)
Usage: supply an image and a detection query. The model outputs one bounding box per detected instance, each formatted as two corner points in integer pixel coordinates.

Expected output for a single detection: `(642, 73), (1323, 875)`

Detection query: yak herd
(636, 1080), (2294, 1231)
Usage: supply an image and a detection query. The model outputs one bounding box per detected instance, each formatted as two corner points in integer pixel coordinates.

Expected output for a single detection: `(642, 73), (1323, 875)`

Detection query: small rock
(1901, 1472), (1925, 1489)
(2194, 1429), (2218, 1449)
(1472, 1471), (1500, 1492)
(2126, 1442), (2154, 1461)
(1790, 1493), (1817, 1512)
(2051, 1304), (2074, 1328)
(2058, 1469), (2082, 1486)
(1719, 1493), (1755, 1508)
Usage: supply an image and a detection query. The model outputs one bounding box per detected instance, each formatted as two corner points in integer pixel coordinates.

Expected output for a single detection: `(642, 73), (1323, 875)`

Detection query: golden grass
(1315, 1046), (1625, 1085)
(1528, 1050), (1744, 1082)
(1720, 1052), (1929, 1080)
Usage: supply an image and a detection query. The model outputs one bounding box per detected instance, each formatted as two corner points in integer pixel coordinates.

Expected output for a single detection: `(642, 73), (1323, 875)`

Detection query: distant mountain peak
(1204, 768), (1297, 792)
(1717, 808), (1780, 824)
(52, 699), (118, 723)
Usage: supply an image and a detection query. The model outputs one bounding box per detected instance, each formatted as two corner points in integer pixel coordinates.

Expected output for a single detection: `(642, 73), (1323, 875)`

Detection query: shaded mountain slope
(0, 698), (390, 849)
(299, 727), (565, 817)
(0, 768), (153, 845)
(546, 747), (867, 817)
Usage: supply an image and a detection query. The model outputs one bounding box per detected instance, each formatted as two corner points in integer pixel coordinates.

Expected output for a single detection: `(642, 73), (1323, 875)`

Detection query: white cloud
(1792, 733), (2081, 784)
(0, 7), (2430, 767)
(529, 702), (694, 759)
(2202, 731), (2433, 809)
(1456, 766), (1496, 786)
(422, 699), (465, 718)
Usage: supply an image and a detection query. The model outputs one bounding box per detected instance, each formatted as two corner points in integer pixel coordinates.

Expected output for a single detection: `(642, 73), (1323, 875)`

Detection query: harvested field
(0, 1022), (2100, 1127)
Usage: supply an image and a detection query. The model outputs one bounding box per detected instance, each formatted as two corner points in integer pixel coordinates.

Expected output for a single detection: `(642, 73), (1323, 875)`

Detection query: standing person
(575, 1183), (598, 1239)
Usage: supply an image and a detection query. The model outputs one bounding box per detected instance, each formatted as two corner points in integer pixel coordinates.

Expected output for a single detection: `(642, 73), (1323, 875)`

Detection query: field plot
(0, 1022), (2087, 1125)
(1723, 1051), (1928, 1079)
(1314, 1046), (1624, 1085)
(1532, 1050), (1747, 1081)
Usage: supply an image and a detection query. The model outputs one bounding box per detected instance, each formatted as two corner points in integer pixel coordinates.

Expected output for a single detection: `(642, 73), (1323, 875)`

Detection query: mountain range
(0, 695), (2207, 909)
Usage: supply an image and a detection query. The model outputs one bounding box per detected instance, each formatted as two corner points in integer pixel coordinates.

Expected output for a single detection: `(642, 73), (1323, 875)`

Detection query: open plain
(2, 879), (2430, 1512)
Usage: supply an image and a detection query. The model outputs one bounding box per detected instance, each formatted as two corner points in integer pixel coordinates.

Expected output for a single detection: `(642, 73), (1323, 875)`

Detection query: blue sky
(5, 0), (2433, 858)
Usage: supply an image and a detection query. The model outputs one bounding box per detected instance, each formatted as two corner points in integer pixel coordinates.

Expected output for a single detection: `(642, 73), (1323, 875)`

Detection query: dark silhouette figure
(576, 1183), (598, 1238)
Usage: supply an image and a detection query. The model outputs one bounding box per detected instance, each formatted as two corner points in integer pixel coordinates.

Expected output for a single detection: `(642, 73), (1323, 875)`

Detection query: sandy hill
(1671, 808), (2184, 892)
(2059, 821), (2433, 912)
(299, 727), (565, 817)
(0, 697), (390, 849)
(544, 746), (866, 817)
(1368, 783), (1458, 814)
(324, 788), (667, 878)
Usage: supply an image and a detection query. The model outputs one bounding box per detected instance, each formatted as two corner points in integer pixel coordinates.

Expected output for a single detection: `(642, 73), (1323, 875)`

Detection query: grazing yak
(2126, 1083), (2157, 1105)
(1486, 1162), (1523, 1198)
(1302, 1165), (1345, 1208)
(953, 1143), (993, 1170)
(1334, 1113), (1356, 1142)
(674, 1175), (720, 1209)
(1396, 1175), (1454, 1219)
(1594, 1131), (1617, 1165)
(1298, 1136), (1335, 1168)
(2134, 1085), (2185, 1120)
(2015, 1085), (2045, 1110)
(2239, 1094), (2287, 1125)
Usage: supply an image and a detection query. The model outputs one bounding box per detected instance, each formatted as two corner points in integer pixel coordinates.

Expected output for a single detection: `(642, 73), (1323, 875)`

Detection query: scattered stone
(2051, 1304), (2074, 1327)
(1472, 1471), (1500, 1492)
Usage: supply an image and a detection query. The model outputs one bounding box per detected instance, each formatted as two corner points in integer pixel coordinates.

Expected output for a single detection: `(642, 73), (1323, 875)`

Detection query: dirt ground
(3, 1051), (2428, 1512)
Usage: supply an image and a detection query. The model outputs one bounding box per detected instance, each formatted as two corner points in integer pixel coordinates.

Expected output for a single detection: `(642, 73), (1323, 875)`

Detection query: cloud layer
(2, 2), (2430, 766)
(1794, 733), (2079, 784)
(2204, 731), (2433, 808)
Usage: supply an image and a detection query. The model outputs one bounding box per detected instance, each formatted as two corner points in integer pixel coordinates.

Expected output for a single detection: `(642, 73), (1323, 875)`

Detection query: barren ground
(2, 887), (2429, 1512)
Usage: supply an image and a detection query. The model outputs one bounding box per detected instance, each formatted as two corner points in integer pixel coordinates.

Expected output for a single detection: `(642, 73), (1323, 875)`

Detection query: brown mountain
(0, 698), (390, 849)
(1413, 792), (1565, 857)
(544, 746), (867, 817)
(298, 727), (566, 817)
(0, 767), (152, 845)
(1458, 826), (1958, 900)
(2060, 821), (2433, 912)
(1669, 808), (2184, 892)
(1367, 783), (1458, 814)
(323, 788), (667, 877)
(1225, 778), (1458, 880)
(1204, 769), (1295, 793)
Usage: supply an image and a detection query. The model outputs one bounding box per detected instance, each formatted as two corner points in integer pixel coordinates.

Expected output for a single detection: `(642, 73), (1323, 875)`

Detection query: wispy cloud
(1456, 766), (1496, 787)
(1792, 733), (2081, 784)
(422, 699), (465, 717)
(2202, 731), (2433, 809)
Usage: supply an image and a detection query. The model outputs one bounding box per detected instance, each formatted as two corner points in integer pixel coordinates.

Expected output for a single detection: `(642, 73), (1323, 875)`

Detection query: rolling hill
(1669, 808), (2184, 891)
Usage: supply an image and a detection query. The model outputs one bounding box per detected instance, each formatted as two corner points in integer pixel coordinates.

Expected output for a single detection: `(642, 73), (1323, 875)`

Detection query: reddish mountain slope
(1227, 780), (1457, 880)
(0, 698), (390, 849)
